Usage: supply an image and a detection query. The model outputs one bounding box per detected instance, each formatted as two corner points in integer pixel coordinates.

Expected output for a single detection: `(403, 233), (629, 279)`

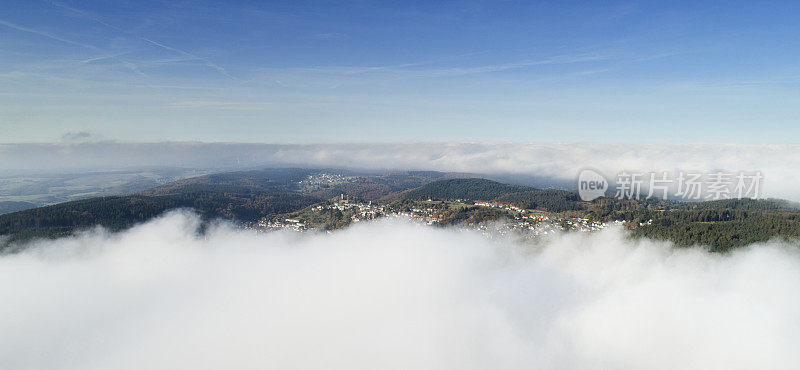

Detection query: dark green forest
(0, 168), (460, 249)
(405, 178), (580, 212)
(405, 178), (528, 200)
(0, 185), (321, 248)
(1, 172), (799, 252)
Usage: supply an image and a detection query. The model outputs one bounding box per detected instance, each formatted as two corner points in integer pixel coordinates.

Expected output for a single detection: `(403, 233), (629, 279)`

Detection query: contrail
(0, 19), (148, 78)
(42, 0), (236, 80)
(0, 19), (99, 51)
(139, 37), (236, 79)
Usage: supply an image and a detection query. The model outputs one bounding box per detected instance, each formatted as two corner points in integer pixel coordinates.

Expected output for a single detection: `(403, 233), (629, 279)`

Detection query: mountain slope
(3, 170), (800, 252)
(404, 178), (528, 200)
(0, 168), (471, 249)
(405, 178), (581, 212)
(0, 201), (37, 214)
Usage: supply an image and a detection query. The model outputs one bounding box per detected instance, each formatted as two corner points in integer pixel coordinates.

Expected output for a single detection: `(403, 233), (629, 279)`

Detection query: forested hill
(0, 201), (37, 215)
(405, 178), (527, 200)
(674, 198), (800, 211)
(0, 168), (470, 248)
(2, 171), (799, 252)
(405, 178), (582, 212)
(142, 168), (321, 195)
(404, 178), (800, 250)
(0, 191), (322, 246)
(144, 168), (470, 200)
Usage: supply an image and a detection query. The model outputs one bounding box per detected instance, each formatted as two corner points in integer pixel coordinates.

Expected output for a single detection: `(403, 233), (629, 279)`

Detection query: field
(0, 168), (209, 213)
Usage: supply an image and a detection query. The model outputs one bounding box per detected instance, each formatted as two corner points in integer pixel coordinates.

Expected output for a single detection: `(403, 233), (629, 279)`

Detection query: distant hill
(677, 198), (800, 211)
(405, 178), (527, 200)
(405, 178), (581, 212)
(0, 191), (322, 247)
(145, 168), (470, 201)
(2, 169), (799, 252)
(142, 168), (319, 195)
(0, 201), (37, 214)
(0, 168), (208, 212)
(308, 171), (473, 200)
(0, 168), (471, 249)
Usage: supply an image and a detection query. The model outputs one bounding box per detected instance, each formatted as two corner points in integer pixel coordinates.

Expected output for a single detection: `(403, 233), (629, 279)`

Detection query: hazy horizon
(3, 141), (799, 200)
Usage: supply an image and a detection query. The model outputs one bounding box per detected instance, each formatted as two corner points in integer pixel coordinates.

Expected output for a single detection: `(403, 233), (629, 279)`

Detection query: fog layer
(1, 212), (799, 369)
(2, 142), (798, 200)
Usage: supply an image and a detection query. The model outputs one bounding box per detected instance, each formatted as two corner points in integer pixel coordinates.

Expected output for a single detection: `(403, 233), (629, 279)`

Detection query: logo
(578, 169), (608, 201)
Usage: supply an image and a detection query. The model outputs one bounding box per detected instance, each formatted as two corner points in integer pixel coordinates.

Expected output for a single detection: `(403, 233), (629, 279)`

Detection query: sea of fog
(1, 211), (799, 370)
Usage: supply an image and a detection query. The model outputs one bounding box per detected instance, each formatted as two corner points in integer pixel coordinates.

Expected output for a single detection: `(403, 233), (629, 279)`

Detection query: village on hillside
(248, 193), (621, 238)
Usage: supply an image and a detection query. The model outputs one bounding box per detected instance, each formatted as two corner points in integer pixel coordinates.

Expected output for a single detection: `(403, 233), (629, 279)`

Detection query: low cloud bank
(1, 142), (799, 200)
(2, 212), (799, 369)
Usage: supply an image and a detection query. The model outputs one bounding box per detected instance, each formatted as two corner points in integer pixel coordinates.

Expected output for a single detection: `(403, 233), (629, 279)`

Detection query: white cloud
(59, 131), (107, 143)
(1, 211), (799, 369)
(165, 101), (271, 110)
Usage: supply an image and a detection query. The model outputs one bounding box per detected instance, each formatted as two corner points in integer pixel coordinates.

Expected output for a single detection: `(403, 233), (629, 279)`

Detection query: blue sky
(1, 0), (798, 143)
